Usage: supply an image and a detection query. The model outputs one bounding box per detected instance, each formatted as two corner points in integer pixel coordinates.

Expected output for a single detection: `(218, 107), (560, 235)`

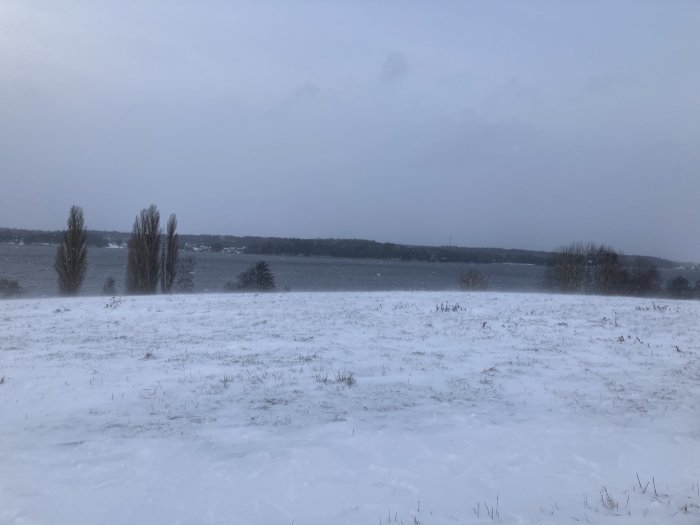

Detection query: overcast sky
(1, 1), (699, 261)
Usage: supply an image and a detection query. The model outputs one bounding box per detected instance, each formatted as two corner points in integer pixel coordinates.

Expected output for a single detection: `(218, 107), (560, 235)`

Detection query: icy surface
(1, 292), (699, 524)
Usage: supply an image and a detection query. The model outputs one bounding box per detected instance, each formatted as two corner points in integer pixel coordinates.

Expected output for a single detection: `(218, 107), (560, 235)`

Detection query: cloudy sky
(1, 1), (699, 260)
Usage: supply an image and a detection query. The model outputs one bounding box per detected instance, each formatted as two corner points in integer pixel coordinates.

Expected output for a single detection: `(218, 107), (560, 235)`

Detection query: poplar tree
(126, 204), (161, 294)
(54, 205), (88, 295)
(160, 213), (179, 293)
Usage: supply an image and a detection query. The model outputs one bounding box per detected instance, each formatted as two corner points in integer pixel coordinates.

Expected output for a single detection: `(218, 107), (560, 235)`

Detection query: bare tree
(160, 214), (179, 293)
(54, 205), (88, 295)
(591, 245), (624, 294)
(544, 241), (589, 292)
(0, 279), (23, 298)
(126, 204), (161, 294)
(458, 268), (489, 290)
(625, 258), (661, 296)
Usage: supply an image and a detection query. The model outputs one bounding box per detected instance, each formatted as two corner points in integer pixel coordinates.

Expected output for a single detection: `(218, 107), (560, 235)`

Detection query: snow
(1, 291), (699, 525)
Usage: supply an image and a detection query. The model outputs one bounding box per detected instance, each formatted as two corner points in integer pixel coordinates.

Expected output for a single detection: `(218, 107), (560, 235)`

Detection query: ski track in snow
(1, 291), (699, 524)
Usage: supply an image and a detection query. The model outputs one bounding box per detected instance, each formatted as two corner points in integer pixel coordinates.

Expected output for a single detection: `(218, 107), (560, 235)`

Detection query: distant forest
(0, 227), (111, 248)
(0, 227), (683, 268)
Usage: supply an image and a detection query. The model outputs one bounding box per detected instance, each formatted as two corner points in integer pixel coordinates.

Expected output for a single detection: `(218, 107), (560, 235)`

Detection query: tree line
(0, 227), (109, 247)
(544, 241), (699, 299)
(243, 237), (553, 265)
(51, 204), (274, 296)
(2, 210), (697, 299)
(1, 227), (683, 270)
(53, 204), (187, 296)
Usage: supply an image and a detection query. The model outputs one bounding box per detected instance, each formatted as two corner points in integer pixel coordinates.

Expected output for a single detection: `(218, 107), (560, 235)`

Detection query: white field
(1, 292), (699, 525)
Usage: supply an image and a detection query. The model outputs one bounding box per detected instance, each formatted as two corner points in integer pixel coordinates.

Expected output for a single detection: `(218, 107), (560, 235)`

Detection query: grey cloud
(275, 83), (322, 113)
(1, 0), (700, 261)
(380, 52), (408, 84)
(484, 76), (541, 113)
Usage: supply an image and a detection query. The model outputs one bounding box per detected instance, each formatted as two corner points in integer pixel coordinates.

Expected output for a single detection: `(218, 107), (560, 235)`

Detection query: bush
(0, 279), (22, 298)
(458, 268), (489, 290)
(102, 276), (117, 295)
(667, 275), (692, 298)
(175, 255), (196, 292)
(225, 261), (276, 291)
(334, 371), (356, 386)
(620, 259), (661, 296)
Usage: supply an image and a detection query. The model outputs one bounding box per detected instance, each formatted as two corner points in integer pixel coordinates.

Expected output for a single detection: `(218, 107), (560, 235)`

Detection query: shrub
(436, 301), (464, 312)
(102, 276), (117, 295)
(667, 275), (692, 298)
(104, 296), (122, 310)
(0, 279), (22, 298)
(225, 260), (276, 291)
(175, 255), (196, 292)
(458, 268), (489, 290)
(335, 371), (356, 386)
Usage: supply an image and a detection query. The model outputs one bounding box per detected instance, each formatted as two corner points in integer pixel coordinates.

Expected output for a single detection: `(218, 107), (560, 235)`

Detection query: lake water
(1, 244), (550, 297)
(2, 244), (697, 298)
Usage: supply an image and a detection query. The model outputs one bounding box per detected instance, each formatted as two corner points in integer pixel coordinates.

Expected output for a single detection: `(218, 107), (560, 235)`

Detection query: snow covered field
(1, 291), (699, 525)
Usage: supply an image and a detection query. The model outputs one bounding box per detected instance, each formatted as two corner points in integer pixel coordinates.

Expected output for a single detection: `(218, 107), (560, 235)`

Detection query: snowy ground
(1, 291), (699, 525)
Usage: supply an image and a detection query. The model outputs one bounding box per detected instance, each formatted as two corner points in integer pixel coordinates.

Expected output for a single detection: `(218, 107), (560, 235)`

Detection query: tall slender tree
(54, 205), (88, 295)
(160, 213), (179, 293)
(126, 204), (161, 294)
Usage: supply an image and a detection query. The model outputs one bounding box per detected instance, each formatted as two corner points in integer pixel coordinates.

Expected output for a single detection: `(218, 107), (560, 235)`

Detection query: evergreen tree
(225, 261), (276, 291)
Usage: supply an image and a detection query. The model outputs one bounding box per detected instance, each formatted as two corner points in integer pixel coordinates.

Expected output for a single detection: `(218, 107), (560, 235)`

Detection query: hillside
(1, 292), (699, 524)
(0, 227), (684, 268)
